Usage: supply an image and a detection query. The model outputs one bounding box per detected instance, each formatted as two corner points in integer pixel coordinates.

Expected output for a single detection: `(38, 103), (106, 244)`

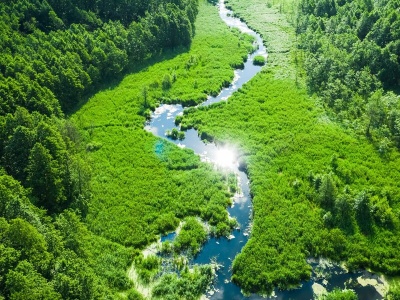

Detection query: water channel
(145, 1), (387, 299)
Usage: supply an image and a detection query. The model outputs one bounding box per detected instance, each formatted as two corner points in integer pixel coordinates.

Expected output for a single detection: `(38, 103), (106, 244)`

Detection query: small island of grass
(253, 55), (266, 66)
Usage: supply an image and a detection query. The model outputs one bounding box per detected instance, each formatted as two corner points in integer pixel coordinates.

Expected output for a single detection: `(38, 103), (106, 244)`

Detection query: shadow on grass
(67, 45), (190, 116)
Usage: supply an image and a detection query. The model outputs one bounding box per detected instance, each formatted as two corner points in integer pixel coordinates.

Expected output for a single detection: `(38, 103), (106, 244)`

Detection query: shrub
(162, 74), (172, 90)
(166, 128), (185, 140)
(86, 141), (102, 152)
(253, 55), (266, 66)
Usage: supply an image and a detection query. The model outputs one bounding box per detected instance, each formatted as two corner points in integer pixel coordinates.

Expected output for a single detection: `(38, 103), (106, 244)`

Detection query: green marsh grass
(180, 0), (400, 294)
(253, 55), (266, 66)
(182, 66), (400, 294)
(71, 1), (254, 296)
(72, 0), (253, 245)
(225, 0), (297, 77)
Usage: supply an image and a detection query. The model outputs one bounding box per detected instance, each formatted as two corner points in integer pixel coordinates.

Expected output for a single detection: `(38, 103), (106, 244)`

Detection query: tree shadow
(356, 212), (374, 236)
(338, 217), (355, 235)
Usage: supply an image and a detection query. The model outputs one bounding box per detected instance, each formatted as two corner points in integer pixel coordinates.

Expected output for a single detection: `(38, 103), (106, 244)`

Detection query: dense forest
(0, 0), (198, 114)
(297, 0), (400, 150)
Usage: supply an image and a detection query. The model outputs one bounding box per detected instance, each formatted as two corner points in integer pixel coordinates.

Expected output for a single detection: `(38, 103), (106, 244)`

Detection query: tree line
(297, 0), (400, 151)
(0, 0), (198, 114)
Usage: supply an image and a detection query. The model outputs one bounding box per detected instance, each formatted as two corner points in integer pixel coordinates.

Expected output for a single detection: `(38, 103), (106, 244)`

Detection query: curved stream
(145, 1), (386, 299)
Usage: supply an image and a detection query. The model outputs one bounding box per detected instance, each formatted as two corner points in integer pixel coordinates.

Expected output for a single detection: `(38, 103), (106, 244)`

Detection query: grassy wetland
(179, 0), (400, 296)
(70, 0), (254, 297)
(72, 0), (254, 245)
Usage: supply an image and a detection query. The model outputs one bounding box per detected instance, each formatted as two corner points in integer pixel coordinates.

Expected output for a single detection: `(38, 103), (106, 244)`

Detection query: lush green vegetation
(166, 128), (186, 140)
(320, 289), (358, 300)
(152, 265), (214, 300)
(173, 217), (207, 255)
(253, 55), (266, 66)
(179, 0), (400, 295)
(0, 175), (133, 298)
(0, 0), (255, 298)
(297, 0), (400, 150)
(0, 0), (198, 113)
(2, 0), (399, 297)
(134, 254), (161, 284)
(225, 0), (297, 76)
(69, 0), (253, 298)
(386, 283), (400, 300)
(72, 0), (253, 247)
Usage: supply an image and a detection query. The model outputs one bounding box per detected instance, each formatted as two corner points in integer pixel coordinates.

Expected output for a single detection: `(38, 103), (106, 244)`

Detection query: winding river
(145, 1), (387, 299)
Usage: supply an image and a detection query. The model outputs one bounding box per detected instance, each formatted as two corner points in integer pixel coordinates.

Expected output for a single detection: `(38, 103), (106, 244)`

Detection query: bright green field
(71, 0), (253, 249)
(180, 0), (400, 295)
(69, 1), (255, 297)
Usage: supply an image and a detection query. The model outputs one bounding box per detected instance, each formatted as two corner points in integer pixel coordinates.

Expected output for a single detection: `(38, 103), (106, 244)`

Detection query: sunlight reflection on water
(213, 147), (237, 169)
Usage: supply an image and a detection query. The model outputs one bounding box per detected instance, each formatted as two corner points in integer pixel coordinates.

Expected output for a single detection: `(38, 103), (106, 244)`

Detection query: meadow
(179, 0), (400, 295)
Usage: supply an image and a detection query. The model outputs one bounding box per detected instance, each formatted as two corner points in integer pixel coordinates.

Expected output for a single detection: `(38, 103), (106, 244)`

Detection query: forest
(0, 0), (198, 114)
(297, 0), (400, 151)
(1, 0), (400, 298)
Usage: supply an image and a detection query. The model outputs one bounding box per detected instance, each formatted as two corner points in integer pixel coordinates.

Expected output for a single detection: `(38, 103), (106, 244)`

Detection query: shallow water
(145, 1), (385, 299)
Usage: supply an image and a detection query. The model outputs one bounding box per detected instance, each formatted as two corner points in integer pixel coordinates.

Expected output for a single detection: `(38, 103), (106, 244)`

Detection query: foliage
(0, 0), (199, 113)
(297, 0), (400, 149)
(5, 261), (62, 300)
(320, 288), (358, 300)
(0, 108), (91, 213)
(166, 128), (185, 140)
(71, 0), (252, 249)
(386, 283), (400, 300)
(253, 55), (266, 66)
(127, 289), (145, 300)
(224, 0), (296, 77)
(180, 61), (400, 294)
(182, 0), (400, 294)
(152, 265), (214, 300)
(0, 174), (134, 298)
(135, 255), (161, 284)
(173, 217), (207, 255)
(0, 0), (242, 298)
(6, 0), (399, 297)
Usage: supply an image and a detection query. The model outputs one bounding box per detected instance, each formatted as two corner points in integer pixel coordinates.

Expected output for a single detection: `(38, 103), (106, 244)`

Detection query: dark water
(145, 1), (386, 299)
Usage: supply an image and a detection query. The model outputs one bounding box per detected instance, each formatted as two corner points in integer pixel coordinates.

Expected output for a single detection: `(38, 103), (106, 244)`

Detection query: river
(144, 1), (387, 299)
